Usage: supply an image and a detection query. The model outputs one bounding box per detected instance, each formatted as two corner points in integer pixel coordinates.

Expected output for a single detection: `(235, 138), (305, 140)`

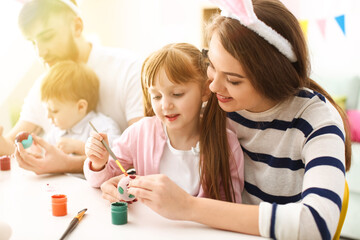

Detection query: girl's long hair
(141, 43), (236, 202)
(206, 0), (351, 171)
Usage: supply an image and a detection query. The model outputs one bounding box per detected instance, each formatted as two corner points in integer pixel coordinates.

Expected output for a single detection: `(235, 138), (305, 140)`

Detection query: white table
(0, 160), (266, 240)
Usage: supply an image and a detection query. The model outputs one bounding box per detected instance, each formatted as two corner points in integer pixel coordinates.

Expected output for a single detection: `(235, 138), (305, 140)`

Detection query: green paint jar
(111, 202), (128, 225)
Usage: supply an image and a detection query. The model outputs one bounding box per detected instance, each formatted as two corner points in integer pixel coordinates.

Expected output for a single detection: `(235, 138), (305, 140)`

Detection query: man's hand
(0, 126), (15, 155)
(1, 120), (43, 156)
(14, 134), (84, 174)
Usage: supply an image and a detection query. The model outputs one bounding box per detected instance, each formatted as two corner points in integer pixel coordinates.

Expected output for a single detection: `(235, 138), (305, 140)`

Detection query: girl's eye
(173, 93), (184, 97)
(152, 95), (161, 100)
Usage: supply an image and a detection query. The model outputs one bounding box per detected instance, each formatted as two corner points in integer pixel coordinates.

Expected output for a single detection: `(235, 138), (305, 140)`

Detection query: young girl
(84, 43), (244, 203)
(122, 0), (350, 239)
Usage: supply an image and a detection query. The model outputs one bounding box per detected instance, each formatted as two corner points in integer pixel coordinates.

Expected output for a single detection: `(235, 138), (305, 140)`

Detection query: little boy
(41, 60), (121, 156)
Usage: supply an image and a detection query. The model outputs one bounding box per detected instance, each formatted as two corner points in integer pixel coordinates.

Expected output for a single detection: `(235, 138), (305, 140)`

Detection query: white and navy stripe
(229, 89), (346, 239)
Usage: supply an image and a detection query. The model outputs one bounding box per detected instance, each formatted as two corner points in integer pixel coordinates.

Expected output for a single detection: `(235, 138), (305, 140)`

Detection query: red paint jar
(0, 155), (11, 171)
(51, 194), (67, 216)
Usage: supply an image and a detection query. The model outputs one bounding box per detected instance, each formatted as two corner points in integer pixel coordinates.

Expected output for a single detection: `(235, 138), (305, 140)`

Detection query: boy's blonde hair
(41, 60), (99, 113)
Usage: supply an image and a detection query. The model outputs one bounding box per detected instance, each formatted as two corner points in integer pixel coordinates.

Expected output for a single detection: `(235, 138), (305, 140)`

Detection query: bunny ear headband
(210, 0), (297, 62)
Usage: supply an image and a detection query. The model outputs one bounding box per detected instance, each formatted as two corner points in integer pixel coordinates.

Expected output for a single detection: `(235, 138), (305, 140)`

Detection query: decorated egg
(117, 175), (136, 201)
(15, 131), (33, 149)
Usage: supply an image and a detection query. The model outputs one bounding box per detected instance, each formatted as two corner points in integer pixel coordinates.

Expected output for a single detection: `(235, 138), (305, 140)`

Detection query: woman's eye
(208, 62), (214, 69)
(227, 78), (241, 86)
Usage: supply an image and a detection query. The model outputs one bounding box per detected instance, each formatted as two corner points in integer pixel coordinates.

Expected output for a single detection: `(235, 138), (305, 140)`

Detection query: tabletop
(0, 159), (266, 240)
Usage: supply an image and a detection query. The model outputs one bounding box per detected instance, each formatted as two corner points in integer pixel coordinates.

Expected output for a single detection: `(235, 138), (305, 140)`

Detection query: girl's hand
(85, 132), (109, 171)
(128, 174), (194, 220)
(100, 175), (123, 203)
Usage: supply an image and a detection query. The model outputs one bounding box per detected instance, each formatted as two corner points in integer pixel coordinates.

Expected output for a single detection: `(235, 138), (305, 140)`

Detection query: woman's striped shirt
(228, 89), (346, 240)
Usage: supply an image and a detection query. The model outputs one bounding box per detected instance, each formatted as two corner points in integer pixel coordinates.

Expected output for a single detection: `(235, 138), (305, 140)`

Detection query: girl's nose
(161, 97), (173, 110)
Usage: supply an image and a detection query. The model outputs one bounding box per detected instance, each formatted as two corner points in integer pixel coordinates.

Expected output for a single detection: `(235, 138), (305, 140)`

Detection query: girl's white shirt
(159, 124), (201, 196)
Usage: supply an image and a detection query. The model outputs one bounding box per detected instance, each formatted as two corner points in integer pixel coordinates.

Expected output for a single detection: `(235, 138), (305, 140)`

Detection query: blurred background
(0, 0), (359, 132)
(0, 1), (359, 238)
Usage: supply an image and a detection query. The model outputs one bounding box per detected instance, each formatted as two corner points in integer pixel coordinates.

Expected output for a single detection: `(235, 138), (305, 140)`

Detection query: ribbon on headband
(58, 0), (80, 16)
(210, 0), (297, 62)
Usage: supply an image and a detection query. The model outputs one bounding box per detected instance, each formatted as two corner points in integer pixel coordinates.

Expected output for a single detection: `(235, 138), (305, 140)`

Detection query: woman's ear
(77, 99), (88, 115)
(201, 79), (211, 102)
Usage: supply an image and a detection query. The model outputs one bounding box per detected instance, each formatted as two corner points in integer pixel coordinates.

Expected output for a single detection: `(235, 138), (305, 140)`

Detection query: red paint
(0, 155), (11, 171)
(15, 131), (30, 143)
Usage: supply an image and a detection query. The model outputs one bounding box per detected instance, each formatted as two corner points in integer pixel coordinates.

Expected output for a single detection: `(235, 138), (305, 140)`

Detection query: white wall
(1, 0), (359, 133)
(80, 0), (211, 58)
(281, 0), (360, 81)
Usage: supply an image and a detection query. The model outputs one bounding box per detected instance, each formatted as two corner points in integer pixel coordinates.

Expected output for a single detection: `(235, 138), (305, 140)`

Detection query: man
(1, 0), (143, 174)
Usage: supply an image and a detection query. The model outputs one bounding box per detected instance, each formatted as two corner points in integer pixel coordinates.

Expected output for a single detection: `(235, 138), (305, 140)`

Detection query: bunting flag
(335, 15), (346, 35)
(299, 20), (309, 39)
(316, 19), (327, 39)
(299, 14), (346, 39)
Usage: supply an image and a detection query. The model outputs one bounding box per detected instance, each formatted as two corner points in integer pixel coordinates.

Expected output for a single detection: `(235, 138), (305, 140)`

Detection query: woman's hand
(85, 132), (109, 171)
(128, 174), (194, 220)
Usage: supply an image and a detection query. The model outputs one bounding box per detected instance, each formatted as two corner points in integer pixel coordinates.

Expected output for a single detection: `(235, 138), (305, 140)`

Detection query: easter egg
(0, 220), (12, 240)
(15, 131), (33, 149)
(117, 175), (136, 201)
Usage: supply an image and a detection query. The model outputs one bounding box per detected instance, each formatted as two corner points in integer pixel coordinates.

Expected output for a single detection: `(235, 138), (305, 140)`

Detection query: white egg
(0, 220), (12, 240)
(117, 175), (136, 201)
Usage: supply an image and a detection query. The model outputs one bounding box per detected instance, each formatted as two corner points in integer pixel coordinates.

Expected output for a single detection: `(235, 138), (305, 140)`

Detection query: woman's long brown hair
(141, 43), (236, 202)
(206, 0), (351, 171)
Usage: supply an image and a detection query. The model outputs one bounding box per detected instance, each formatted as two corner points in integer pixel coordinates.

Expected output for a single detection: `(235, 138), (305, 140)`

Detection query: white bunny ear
(227, 0), (257, 25)
(209, 0), (297, 62)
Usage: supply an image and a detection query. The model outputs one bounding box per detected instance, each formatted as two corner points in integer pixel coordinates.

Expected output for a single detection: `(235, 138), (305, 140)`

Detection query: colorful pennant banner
(299, 14), (346, 39)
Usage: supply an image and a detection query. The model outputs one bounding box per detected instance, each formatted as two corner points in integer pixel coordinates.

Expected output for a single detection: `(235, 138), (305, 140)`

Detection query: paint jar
(51, 194), (67, 216)
(0, 155), (11, 171)
(111, 202), (128, 225)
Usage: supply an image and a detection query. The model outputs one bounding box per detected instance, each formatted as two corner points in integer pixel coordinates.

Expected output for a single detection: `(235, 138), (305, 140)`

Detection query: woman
(102, 0), (350, 239)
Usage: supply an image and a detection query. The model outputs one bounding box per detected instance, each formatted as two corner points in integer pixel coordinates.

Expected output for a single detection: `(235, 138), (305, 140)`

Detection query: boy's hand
(57, 138), (85, 155)
(85, 132), (109, 171)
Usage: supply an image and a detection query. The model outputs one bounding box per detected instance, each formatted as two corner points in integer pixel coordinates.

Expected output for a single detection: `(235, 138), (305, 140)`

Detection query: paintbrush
(59, 208), (87, 240)
(89, 121), (128, 176)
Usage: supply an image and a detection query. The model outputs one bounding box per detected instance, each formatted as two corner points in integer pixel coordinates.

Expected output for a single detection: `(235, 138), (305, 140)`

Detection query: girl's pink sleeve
(83, 157), (121, 188)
